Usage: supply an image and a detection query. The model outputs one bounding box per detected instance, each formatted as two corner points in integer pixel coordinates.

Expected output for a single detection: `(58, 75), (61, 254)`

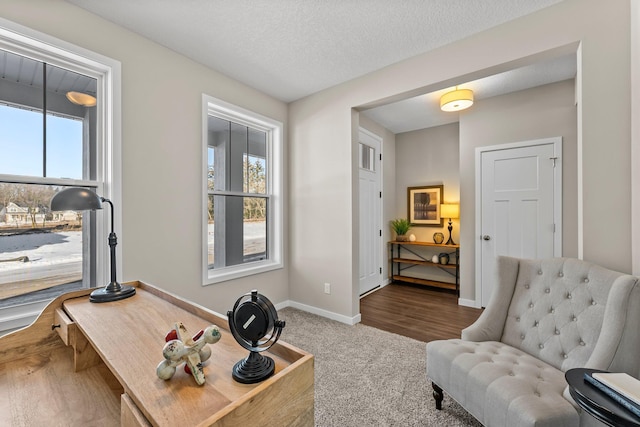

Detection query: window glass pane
(45, 63), (96, 180)
(0, 50), (45, 176)
(0, 183), (88, 307)
(359, 143), (375, 172)
(243, 197), (267, 261)
(207, 115), (229, 191)
(230, 122), (246, 192)
(46, 114), (83, 179)
(207, 195), (267, 269)
(207, 146), (215, 190)
(247, 128), (266, 194)
(0, 105), (44, 176)
(246, 155), (266, 194)
(0, 49), (96, 180)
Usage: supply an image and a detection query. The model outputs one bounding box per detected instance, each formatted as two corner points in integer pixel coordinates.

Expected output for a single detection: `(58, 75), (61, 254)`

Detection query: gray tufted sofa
(426, 256), (640, 427)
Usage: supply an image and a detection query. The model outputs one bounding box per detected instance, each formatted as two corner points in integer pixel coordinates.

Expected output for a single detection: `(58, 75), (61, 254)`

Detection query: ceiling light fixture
(66, 91), (97, 107)
(440, 87), (474, 112)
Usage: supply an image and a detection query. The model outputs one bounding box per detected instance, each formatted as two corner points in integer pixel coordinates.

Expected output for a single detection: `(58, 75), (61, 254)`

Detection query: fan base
(232, 351), (275, 384)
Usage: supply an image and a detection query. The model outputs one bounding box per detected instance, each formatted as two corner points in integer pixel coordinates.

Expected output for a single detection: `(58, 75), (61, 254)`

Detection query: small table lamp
(440, 203), (459, 245)
(50, 187), (136, 303)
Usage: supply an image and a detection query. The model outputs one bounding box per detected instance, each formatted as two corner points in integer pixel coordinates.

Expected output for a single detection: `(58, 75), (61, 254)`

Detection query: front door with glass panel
(358, 128), (382, 295)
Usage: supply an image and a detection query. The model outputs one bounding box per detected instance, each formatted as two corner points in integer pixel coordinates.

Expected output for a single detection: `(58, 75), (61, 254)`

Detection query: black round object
(227, 290), (285, 384)
(233, 297), (273, 344)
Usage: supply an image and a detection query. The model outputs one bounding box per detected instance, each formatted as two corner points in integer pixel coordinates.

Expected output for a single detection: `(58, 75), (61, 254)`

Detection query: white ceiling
(363, 53), (577, 133)
(64, 0), (573, 133)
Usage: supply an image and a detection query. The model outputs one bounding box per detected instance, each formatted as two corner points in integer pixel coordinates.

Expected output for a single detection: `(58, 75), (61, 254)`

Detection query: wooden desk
(0, 281), (314, 426)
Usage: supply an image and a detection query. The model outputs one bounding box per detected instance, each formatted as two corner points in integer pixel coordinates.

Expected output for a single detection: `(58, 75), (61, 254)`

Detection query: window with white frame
(203, 95), (283, 284)
(0, 21), (119, 333)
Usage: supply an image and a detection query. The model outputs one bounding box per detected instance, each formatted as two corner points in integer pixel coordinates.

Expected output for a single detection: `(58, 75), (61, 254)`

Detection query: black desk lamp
(440, 203), (459, 245)
(50, 187), (136, 303)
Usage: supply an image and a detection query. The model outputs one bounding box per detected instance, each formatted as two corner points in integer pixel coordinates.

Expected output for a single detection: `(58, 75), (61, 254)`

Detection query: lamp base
(231, 351), (275, 384)
(445, 220), (456, 245)
(90, 284), (136, 303)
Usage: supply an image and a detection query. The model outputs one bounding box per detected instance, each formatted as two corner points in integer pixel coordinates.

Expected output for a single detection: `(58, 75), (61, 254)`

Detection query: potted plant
(390, 218), (411, 241)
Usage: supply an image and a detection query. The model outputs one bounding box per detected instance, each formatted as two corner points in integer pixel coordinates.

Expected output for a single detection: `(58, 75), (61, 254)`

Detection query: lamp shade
(50, 187), (102, 211)
(440, 88), (474, 112)
(440, 203), (459, 219)
(66, 91), (97, 107)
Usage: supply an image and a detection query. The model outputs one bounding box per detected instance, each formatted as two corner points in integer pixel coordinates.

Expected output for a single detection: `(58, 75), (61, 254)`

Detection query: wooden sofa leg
(432, 382), (443, 410)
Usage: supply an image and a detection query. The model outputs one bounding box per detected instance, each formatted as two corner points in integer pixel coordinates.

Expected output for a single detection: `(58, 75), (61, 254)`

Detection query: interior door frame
(474, 137), (563, 307)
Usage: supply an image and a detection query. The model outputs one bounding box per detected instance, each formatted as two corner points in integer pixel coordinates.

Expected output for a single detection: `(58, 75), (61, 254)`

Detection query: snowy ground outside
(0, 221), (267, 274)
(207, 222), (267, 261)
(0, 230), (82, 299)
(0, 222), (266, 299)
(0, 230), (82, 273)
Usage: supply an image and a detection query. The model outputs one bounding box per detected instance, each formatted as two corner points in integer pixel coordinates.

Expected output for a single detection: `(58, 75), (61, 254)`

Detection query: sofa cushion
(427, 339), (579, 427)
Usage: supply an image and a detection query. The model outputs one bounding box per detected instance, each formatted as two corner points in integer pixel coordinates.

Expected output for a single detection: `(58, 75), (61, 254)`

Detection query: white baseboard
(458, 297), (481, 308)
(276, 300), (361, 325)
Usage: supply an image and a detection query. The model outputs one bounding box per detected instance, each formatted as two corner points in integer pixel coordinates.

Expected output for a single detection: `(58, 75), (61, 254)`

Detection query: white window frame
(0, 18), (121, 332)
(202, 94), (283, 284)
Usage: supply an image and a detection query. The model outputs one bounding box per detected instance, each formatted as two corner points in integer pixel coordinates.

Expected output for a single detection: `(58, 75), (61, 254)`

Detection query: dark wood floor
(360, 282), (483, 343)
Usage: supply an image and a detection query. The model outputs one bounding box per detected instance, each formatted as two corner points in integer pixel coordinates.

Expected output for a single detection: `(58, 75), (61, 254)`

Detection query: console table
(0, 281), (314, 426)
(389, 241), (459, 294)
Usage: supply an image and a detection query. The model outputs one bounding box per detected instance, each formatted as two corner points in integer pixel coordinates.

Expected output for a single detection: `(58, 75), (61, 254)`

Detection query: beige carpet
(278, 307), (482, 427)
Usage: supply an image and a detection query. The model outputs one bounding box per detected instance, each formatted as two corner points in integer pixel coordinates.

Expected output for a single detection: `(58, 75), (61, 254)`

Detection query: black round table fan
(227, 290), (285, 384)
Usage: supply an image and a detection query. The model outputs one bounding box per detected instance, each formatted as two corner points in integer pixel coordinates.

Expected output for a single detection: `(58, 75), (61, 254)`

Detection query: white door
(476, 138), (562, 307)
(359, 129), (382, 295)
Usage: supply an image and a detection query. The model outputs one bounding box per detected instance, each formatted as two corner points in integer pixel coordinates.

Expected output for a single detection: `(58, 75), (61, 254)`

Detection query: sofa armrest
(462, 256), (520, 342)
(585, 275), (640, 375)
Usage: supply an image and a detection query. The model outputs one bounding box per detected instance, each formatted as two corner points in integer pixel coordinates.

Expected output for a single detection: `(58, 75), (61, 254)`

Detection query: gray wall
(388, 79), (576, 301)
(459, 79), (578, 302)
(1, 0), (289, 314)
(290, 0), (633, 319)
(395, 123), (460, 243)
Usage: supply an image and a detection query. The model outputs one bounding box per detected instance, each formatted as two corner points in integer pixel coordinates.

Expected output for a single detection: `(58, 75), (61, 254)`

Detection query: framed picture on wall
(407, 185), (444, 226)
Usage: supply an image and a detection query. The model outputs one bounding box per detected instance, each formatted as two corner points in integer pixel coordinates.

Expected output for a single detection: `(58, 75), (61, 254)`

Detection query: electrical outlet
(324, 283), (331, 294)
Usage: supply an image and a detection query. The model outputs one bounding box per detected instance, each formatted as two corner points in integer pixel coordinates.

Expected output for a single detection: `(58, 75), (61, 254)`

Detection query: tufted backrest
(501, 258), (630, 371)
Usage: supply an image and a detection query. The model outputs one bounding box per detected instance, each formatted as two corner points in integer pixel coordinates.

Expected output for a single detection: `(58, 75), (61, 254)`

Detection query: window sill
(204, 260), (283, 285)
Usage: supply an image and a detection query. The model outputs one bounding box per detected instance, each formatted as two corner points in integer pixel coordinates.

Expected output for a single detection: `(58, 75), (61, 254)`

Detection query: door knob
(482, 235), (491, 241)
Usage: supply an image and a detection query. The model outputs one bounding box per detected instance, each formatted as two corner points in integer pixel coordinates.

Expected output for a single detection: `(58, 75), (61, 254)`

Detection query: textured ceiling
(64, 0), (564, 103)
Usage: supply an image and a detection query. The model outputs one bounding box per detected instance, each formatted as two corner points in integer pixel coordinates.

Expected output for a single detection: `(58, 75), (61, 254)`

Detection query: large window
(203, 95), (283, 284)
(0, 22), (119, 333)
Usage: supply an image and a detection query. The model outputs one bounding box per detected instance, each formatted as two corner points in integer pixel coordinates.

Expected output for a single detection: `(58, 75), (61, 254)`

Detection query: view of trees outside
(207, 153), (268, 266)
(207, 154), (267, 220)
